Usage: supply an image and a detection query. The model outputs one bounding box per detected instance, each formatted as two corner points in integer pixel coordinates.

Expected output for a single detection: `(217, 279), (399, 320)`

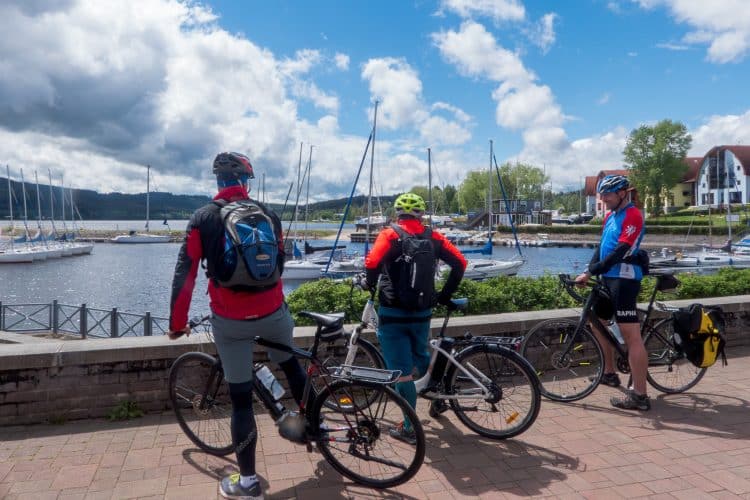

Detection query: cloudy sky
(1, 0), (749, 202)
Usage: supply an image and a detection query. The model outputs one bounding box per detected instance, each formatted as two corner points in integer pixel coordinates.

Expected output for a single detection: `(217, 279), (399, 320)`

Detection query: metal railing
(0, 301), (169, 338)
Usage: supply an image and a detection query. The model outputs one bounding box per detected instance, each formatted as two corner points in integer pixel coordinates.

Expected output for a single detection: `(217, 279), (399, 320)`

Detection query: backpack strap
(391, 223), (431, 240)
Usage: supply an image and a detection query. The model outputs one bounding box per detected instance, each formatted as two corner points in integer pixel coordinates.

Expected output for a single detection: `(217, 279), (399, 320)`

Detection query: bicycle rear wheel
(520, 319), (604, 402)
(644, 319), (706, 393)
(312, 335), (385, 411)
(310, 379), (425, 489)
(445, 344), (541, 439)
(169, 352), (233, 456)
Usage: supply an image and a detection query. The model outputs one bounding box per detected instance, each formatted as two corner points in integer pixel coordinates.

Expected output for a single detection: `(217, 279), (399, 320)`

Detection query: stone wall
(0, 295), (748, 426)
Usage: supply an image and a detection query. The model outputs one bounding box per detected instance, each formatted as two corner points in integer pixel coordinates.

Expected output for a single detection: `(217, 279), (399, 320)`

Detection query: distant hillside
(0, 177), (397, 221)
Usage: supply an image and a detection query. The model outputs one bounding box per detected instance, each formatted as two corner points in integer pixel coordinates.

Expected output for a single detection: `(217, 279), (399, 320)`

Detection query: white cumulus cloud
(634, 0), (750, 63)
(361, 57), (472, 146)
(438, 0), (526, 23)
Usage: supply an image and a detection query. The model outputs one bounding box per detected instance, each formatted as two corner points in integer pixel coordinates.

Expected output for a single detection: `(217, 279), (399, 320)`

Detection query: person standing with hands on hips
(168, 152), (307, 500)
(360, 192), (467, 443)
(574, 174), (650, 411)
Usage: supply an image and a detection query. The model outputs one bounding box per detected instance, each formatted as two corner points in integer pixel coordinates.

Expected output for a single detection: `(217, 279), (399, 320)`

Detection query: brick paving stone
(0, 345), (748, 499)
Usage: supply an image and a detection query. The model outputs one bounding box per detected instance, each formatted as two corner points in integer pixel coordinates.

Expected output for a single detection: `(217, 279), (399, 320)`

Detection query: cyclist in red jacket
(362, 192), (466, 443)
(169, 152), (306, 499)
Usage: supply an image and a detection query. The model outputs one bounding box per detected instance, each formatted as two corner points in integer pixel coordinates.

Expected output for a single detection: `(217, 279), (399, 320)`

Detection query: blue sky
(1, 0), (749, 201)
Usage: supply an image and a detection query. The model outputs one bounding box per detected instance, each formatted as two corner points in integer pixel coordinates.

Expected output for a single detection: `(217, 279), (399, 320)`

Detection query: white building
(695, 145), (750, 207)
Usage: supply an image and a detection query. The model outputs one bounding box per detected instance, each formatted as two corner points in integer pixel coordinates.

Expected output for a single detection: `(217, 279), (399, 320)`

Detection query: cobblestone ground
(1, 346), (749, 499)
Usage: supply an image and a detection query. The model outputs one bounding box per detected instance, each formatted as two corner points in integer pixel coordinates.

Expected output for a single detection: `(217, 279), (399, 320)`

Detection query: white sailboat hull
(452, 258), (524, 280)
(0, 249), (35, 263)
(283, 260), (325, 280)
(111, 233), (170, 244)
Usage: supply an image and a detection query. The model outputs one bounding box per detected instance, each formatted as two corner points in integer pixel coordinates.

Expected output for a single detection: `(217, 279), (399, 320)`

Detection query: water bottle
(255, 364), (285, 401)
(608, 321), (625, 344)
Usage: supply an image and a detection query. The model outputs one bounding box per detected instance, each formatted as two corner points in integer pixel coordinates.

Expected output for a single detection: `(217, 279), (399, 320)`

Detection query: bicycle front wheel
(312, 336), (386, 411)
(645, 319), (706, 393)
(445, 344), (541, 439)
(310, 379), (425, 489)
(520, 319), (604, 402)
(169, 352), (233, 456)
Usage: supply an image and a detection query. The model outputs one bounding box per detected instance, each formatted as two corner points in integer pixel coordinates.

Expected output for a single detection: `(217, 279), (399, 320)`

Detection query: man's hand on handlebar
(168, 326), (191, 340)
(573, 272), (591, 288)
(353, 273), (370, 291)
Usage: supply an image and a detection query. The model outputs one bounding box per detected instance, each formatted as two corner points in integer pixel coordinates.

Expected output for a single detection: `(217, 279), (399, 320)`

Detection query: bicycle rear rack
(330, 365), (402, 384)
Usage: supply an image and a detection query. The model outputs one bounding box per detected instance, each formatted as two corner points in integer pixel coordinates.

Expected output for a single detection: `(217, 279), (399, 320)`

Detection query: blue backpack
(214, 200), (281, 290)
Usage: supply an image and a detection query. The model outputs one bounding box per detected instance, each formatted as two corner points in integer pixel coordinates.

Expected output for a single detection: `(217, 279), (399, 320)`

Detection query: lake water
(0, 241), (593, 319)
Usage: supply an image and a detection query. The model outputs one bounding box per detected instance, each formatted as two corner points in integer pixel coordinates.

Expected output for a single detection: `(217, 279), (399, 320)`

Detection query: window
(682, 191), (690, 196)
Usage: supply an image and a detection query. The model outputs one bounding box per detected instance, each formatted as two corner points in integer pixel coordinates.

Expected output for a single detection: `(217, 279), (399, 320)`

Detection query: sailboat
(449, 140), (524, 280)
(111, 165), (170, 243)
(283, 144), (327, 281)
(0, 167), (35, 263)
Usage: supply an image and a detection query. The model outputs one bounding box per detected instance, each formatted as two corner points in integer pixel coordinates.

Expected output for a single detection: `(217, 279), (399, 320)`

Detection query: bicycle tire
(169, 352), (234, 456)
(644, 318), (706, 394)
(311, 335), (386, 411)
(520, 319), (604, 402)
(445, 344), (541, 439)
(310, 379), (425, 489)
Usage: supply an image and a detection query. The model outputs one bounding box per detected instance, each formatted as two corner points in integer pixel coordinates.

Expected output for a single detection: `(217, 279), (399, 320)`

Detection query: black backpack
(390, 224), (438, 310)
(213, 199), (281, 290)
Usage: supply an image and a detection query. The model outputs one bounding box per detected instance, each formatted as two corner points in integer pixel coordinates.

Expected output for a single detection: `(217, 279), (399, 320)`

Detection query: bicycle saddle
(299, 311), (345, 329)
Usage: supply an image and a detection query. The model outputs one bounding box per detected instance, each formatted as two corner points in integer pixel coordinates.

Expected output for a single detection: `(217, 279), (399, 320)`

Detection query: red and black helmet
(212, 152), (255, 179)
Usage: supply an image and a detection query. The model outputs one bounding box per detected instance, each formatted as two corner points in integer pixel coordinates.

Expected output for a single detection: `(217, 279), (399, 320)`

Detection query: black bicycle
(520, 273), (705, 402)
(168, 311), (425, 488)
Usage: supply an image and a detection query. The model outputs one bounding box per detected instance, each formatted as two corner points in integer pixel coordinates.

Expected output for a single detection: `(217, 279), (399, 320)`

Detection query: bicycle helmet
(394, 192), (426, 217)
(212, 152), (255, 180)
(597, 175), (629, 194)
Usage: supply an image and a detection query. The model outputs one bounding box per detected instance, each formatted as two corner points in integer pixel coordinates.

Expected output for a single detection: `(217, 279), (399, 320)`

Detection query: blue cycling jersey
(600, 203), (645, 280)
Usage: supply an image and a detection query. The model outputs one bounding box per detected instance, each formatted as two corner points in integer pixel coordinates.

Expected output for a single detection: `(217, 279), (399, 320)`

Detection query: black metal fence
(0, 301), (169, 338)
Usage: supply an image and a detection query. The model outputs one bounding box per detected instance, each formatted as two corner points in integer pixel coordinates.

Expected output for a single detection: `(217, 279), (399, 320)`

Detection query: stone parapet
(0, 295), (748, 426)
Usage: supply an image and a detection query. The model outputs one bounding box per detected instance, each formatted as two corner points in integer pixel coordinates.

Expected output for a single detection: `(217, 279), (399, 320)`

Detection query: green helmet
(394, 192), (426, 217)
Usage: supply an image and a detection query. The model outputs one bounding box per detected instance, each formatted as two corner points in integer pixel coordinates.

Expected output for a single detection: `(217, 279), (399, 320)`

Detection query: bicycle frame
(413, 337), (493, 400)
(559, 274), (668, 363)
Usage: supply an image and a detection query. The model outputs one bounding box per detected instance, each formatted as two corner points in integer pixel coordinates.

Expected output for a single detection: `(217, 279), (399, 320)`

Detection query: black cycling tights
(278, 356), (308, 407)
(228, 381), (257, 476)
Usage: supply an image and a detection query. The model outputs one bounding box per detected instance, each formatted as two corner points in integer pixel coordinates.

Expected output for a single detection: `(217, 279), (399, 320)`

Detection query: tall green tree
(457, 163), (549, 212)
(623, 119), (692, 215)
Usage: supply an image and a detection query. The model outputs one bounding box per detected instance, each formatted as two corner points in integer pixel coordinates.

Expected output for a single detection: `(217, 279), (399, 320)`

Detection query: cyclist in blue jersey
(575, 175), (650, 411)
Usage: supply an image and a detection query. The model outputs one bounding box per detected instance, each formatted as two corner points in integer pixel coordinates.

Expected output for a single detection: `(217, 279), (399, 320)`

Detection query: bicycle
(519, 273), (705, 402)
(414, 298), (541, 439)
(335, 295), (542, 440)
(168, 311), (425, 488)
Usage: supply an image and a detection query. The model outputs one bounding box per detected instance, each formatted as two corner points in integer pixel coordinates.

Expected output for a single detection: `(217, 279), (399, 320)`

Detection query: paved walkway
(2, 346), (750, 499)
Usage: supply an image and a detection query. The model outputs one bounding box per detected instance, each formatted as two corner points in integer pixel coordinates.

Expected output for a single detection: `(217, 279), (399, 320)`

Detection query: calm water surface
(0, 241), (592, 318)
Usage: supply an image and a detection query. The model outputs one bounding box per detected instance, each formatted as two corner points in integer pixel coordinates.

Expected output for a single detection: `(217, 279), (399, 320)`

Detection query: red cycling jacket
(365, 217), (467, 308)
(169, 185), (284, 331)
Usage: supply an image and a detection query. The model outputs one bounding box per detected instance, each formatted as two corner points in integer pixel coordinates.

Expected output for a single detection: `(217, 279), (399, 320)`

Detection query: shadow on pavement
(423, 415), (580, 496)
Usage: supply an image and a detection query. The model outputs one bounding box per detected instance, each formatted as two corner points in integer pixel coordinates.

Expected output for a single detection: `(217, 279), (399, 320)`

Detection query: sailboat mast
(427, 148), (433, 227)
(488, 140), (493, 239)
(60, 175), (68, 236)
(305, 145), (313, 237)
(34, 171), (47, 246)
(19, 169), (31, 241)
(145, 165), (150, 232)
(366, 100), (379, 253)
(48, 169), (58, 237)
(6, 165), (13, 250)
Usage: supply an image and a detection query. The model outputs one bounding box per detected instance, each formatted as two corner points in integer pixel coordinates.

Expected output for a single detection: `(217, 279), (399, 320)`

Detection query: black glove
(354, 273), (370, 291)
(436, 292), (452, 307)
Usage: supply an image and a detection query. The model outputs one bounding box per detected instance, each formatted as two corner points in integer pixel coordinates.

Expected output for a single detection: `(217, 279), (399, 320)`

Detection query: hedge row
(286, 268), (750, 325)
